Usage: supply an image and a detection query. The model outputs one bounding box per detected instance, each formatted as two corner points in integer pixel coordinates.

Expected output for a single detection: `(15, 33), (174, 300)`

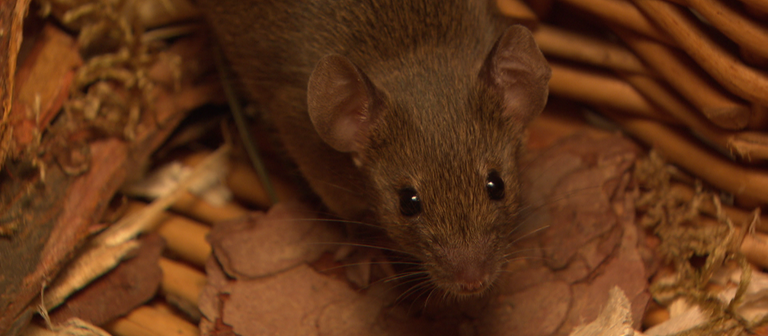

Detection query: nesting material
(4, 0), (768, 335)
(633, 150), (768, 334)
(0, 0), (216, 330)
(568, 287), (637, 336)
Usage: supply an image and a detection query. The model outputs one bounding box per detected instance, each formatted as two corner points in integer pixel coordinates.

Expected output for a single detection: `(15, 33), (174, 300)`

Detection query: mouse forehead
(370, 82), (512, 185)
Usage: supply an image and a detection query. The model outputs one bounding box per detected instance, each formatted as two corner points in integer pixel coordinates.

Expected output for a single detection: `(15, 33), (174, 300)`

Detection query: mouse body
(198, 0), (551, 295)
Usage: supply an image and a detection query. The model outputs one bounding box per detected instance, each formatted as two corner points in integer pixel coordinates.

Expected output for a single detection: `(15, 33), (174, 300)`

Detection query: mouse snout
(454, 261), (491, 293)
(436, 245), (498, 295)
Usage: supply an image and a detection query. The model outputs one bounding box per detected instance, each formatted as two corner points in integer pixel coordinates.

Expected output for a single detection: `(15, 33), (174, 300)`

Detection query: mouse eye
(398, 187), (422, 217)
(486, 171), (505, 200)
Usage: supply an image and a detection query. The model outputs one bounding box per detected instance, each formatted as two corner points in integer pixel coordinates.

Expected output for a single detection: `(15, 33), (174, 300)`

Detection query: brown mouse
(197, 0), (551, 296)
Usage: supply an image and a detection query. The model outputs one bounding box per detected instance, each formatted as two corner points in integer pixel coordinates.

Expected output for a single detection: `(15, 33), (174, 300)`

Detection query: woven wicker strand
(685, 0), (768, 60)
(634, 0), (768, 106)
(615, 27), (751, 130)
(557, 0), (674, 44)
(548, 62), (678, 123)
(605, 112), (768, 205)
(533, 24), (651, 75)
(620, 73), (768, 161)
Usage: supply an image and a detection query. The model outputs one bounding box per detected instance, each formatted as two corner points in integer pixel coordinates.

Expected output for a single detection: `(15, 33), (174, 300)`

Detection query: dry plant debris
(37, 0), (165, 140)
(35, 147), (227, 321)
(712, 265), (768, 328)
(634, 151), (768, 335)
(0, 0), (217, 332)
(4, 0), (768, 335)
(0, 0), (32, 173)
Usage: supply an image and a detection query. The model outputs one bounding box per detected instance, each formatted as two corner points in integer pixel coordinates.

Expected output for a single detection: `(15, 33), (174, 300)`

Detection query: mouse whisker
(316, 261), (423, 274)
(440, 287), (452, 303)
(423, 286), (439, 309)
(486, 279), (499, 297)
(499, 247), (541, 259)
(508, 224), (550, 246)
(379, 273), (431, 297)
(314, 179), (365, 196)
(375, 272), (431, 304)
(442, 288), (463, 304)
(393, 280), (422, 303)
(516, 184), (604, 222)
(508, 185), (592, 239)
(518, 143), (581, 181)
(395, 278), (432, 308)
(406, 281), (435, 314)
(290, 208), (341, 219)
(284, 217), (382, 230)
(381, 270), (429, 284)
(302, 241), (408, 253)
(503, 255), (549, 263)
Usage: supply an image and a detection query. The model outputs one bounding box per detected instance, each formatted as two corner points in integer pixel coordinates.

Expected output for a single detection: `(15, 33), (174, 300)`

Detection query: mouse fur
(198, 0), (551, 295)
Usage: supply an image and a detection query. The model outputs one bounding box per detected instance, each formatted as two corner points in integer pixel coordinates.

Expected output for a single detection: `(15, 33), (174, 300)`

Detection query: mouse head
(308, 25), (551, 296)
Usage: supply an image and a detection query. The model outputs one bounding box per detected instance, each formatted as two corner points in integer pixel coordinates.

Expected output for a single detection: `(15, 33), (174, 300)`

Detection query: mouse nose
(455, 263), (491, 293)
(440, 249), (494, 293)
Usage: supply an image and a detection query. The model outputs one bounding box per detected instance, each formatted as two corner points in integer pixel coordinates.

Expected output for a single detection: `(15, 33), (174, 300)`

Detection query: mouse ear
(480, 25), (551, 124)
(308, 54), (382, 154)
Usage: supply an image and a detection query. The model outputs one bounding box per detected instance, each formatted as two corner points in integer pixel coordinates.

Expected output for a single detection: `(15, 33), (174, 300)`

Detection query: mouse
(197, 0), (551, 296)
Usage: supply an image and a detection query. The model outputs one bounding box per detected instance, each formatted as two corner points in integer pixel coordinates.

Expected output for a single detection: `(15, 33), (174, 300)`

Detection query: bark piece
(9, 23), (81, 156)
(0, 0), (31, 172)
(47, 234), (164, 326)
(526, 134), (639, 270)
(478, 281), (572, 336)
(207, 202), (345, 280)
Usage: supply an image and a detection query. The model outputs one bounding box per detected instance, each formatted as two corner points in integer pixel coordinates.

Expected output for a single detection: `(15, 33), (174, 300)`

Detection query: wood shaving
(569, 287), (636, 336)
